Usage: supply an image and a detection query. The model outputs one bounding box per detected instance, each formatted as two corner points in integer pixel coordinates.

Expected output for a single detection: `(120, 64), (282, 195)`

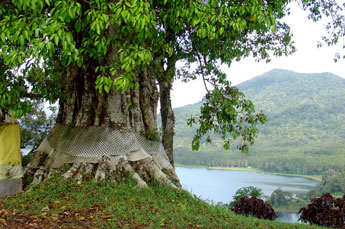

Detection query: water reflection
(276, 212), (300, 223)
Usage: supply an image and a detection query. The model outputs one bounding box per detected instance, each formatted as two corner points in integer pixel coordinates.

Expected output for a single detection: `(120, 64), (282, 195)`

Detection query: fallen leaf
(0, 210), (8, 216)
(0, 218), (6, 225)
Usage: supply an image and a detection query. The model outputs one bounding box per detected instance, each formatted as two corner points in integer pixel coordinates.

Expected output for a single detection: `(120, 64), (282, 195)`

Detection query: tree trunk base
(23, 154), (181, 189)
(23, 125), (181, 189)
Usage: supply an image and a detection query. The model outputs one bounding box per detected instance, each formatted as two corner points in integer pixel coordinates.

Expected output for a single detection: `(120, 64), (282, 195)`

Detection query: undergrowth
(0, 172), (324, 228)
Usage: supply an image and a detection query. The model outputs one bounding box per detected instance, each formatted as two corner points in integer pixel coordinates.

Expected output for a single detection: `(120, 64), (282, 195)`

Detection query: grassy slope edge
(0, 174), (323, 228)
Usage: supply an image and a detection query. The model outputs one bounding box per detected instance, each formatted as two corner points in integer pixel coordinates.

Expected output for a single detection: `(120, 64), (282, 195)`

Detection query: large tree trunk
(23, 60), (180, 189)
(159, 79), (175, 166)
(159, 51), (177, 166)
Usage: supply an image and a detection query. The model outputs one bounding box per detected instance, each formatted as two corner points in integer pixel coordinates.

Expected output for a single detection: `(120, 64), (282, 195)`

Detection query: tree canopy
(0, 0), (344, 153)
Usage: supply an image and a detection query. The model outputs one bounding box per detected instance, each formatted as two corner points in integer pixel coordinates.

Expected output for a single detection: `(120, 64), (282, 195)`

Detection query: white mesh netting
(47, 125), (169, 161)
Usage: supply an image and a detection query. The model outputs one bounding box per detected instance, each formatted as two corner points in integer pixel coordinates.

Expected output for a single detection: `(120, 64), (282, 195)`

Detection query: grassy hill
(0, 174), (322, 228)
(174, 69), (345, 175)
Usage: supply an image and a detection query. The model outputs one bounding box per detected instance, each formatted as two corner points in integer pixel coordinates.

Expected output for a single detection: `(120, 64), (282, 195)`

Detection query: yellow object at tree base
(0, 123), (22, 179)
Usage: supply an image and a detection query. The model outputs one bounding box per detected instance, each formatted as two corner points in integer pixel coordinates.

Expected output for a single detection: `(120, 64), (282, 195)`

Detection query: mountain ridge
(173, 69), (345, 175)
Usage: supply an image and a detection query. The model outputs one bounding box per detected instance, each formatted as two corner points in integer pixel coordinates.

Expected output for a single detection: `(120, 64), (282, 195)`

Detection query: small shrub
(299, 193), (345, 228)
(229, 186), (264, 209)
(232, 196), (277, 220)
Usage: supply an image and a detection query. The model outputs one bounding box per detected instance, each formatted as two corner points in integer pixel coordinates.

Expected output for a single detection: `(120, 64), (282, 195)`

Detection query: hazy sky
(171, 2), (345, 108)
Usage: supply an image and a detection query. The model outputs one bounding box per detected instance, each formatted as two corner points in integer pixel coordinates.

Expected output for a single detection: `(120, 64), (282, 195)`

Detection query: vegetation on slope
(306, 169), (345, 199)
(174, 69), (345, 175)
(0, 174), (323, 228)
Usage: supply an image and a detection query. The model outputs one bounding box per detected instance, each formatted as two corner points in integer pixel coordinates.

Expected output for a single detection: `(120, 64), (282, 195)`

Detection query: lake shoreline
(275, 209), (299, 213)
(175, 164), (321, 182)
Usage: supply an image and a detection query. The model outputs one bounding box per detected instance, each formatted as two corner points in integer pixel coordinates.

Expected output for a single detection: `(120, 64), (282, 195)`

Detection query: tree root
(23, 153), (181, 190)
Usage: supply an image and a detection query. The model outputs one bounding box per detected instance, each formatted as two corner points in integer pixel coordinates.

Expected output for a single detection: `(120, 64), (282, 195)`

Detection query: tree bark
(159, 78), (175, 166)
(24, 59), (180, 189)
(158, 44), (177, 166)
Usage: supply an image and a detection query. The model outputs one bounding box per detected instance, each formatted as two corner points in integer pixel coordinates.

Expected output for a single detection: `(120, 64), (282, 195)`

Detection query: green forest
(173, 69), (345, 175)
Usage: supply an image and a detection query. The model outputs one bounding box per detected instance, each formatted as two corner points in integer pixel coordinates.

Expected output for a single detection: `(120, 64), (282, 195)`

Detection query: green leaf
(47, 41), (54, 54)
(168, 47), (173, 57)
(54, 35), (59, 46)
(104, 84), (111, 93)
(1, 33), (5, 42)
(75, 20), (82, 32)
(77, 56), (84, 67)
(219, 27), (224, 35)
(96, 23), (101, 35)
(19, 35), (25, 46)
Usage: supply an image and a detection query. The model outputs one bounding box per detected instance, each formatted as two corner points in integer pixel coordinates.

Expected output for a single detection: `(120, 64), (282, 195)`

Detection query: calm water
(276, 212), (300, 223)
(176, 167), (319, 223)
(176, 167), (318, 204)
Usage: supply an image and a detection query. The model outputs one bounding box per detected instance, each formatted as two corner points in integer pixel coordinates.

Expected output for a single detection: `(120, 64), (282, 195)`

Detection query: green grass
(0, 173), (324, 228)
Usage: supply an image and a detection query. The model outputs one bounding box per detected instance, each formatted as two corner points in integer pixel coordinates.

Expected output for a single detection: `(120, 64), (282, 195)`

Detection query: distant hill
(173, 69), (345, 175)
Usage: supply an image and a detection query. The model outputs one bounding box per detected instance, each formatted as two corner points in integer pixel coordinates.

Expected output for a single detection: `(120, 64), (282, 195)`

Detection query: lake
(175, 167), (319, 223)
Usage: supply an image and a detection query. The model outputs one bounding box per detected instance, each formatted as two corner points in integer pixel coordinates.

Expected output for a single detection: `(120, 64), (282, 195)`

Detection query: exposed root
(131, 158), (178, 189)
(24, 153), (180, 190)
(63, 163), (82, 180)
(64, 162), (95, 184)
(94, 156), (111, 182)
(76, 163), (95, 184)
(32, 166), (48, 185)
(116, 156), (147, 189)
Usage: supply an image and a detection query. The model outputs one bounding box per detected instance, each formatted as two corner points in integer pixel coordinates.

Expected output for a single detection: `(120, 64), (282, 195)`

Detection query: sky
(171, 2), (345, 108)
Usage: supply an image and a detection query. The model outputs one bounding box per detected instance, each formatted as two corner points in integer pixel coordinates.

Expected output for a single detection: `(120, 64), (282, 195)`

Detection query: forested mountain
(173, 69), (345, 175)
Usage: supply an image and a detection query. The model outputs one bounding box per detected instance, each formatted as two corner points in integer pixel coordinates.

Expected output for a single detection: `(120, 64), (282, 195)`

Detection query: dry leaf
(42, 206), (49, 211)
(0, 218), (7, 225)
